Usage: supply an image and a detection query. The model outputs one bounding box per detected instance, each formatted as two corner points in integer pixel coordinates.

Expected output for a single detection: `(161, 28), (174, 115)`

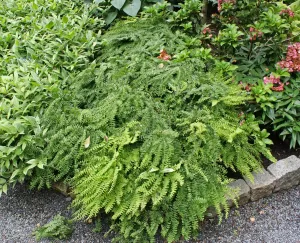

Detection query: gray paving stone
(244, 168), (276, 201)
(205, 206), (217, 218)
(52, 181), (69, 196)
(227, 179), (250, 207)
(267, 155), (300, 192)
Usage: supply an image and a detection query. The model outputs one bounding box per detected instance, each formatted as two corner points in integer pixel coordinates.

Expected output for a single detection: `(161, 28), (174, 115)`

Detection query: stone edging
(53, 155), (300, 217)
(205, 155), (300, 217)
(231, 155), (300, 204)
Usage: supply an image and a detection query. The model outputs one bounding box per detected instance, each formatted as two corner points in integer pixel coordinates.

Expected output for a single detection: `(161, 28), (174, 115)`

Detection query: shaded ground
(0, 183), (299, 243)
(262, 133), (300, 168)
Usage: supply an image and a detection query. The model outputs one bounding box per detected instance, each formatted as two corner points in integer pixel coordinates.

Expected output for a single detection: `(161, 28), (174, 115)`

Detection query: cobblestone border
(53, 155), (300, 217)
(234, 155), (300, 204)
(205, 155), (300, 218)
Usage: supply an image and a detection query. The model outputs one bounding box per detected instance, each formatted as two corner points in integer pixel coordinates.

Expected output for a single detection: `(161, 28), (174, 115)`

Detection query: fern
(28, 17), (276, 242)
(33, 214), (73, 241)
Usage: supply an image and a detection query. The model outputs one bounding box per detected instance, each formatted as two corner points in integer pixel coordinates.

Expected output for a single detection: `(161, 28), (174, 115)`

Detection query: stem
(248, 40), (253, 60)
(257, 0), (261, 8)
(201, 0), (208, 25)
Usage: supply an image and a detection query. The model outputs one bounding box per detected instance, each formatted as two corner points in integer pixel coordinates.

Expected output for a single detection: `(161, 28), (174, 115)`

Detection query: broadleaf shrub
(197, 0), (300, 148)
(0, 0), (104, 193)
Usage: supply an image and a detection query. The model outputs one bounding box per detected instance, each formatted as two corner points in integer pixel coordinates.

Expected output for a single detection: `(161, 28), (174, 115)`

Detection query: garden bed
(1, 0), (300, 242)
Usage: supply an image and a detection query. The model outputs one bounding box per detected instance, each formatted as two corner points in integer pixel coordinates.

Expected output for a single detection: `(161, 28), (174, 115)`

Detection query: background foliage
(0, 0), (104, 194)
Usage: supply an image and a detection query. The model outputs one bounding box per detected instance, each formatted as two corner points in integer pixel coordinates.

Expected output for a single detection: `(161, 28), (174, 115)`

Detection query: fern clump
(33, 214), (73, 241)
(31, 17), (275, 242)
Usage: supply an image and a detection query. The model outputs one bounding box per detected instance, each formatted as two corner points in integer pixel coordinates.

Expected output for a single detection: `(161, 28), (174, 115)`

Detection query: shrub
(0, 0), (104, 194)
(29, 17), (275, 242)
(204, 0), (300, 148)
(250, 64), (300, 148)
(95, 0), (162, 24)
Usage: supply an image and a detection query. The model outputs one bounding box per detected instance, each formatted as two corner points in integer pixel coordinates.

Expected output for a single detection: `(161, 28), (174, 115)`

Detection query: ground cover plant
(33, 214), (73, 241)
(1, 0), (299, 242)
(0, 0), (104, 193)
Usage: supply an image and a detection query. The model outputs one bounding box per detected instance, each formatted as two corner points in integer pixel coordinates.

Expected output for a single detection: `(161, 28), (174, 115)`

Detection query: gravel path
(0, 184), (299, 243)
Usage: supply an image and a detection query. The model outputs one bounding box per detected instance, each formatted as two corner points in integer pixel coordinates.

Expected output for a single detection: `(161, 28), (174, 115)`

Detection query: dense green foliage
(33, 215), (73, 241)
(0, 0), (104, 194)
(95, 0), (161, 24)
(28, 18), (274, 242)
(2, 0), (299, 242)
(197, 0), (300, 148)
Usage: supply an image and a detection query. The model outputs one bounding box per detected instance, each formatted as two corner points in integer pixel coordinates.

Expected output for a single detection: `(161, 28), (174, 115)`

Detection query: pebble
(0, 184), (299, 243)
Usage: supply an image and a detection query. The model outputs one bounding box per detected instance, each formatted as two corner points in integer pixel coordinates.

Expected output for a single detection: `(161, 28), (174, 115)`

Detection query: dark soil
(262, 133), (300, 168)
(227, 134), (300, 180)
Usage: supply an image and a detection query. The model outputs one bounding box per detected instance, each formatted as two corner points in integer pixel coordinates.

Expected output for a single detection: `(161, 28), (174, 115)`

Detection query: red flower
(245, 85), (251, 91)
(249, 27), (263, 41)
(271, 82), (284, 92)
(202, 27), (211, 34)
(277, 43), (300, 72)
(157, 49), (171, 61)
(263, 75), (285, 92)
(280, 9), (295, 17)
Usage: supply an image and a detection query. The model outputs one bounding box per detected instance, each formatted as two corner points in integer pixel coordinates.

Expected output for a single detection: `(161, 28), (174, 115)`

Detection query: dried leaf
(149, 168), (159, 173)
(84, 136), (90, 148)
(158, 63), (164, 69)
(157, 49), (171, 61)
(162, 168), (175, 173)
(250, 217), (255, 223)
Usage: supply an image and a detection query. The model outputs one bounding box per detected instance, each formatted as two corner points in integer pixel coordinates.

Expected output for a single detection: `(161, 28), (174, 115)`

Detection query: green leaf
(10, 169), (21, 180)
(290, 132), (297, 149)
(23, 164), (36, 175)
(26, 159), (38, 165)
(111, 0), (126, 10)
(2, 184), (7, 194)
(212, 100), (219, 107)
(149, 168), (159, 172)
(62, 16), (68, 24)
(122, 0), (141, 16)
(0, 178), (6, 185)
(46, 21), (55, 29)
(104, 8), (118, 25)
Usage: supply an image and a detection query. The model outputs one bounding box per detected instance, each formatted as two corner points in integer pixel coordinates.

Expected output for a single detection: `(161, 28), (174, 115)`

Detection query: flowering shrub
(250, 63), (300, 148)
(278, 43), (300, 72)
(272, 76), (300, 148)
(218, 0), (236, 12)
(249, 27), (263, 42)
(263, 75), (285, 91)
(206, 0), (300, 148)
(256, 74), (300, 148)
(279, 8), (295, 17)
